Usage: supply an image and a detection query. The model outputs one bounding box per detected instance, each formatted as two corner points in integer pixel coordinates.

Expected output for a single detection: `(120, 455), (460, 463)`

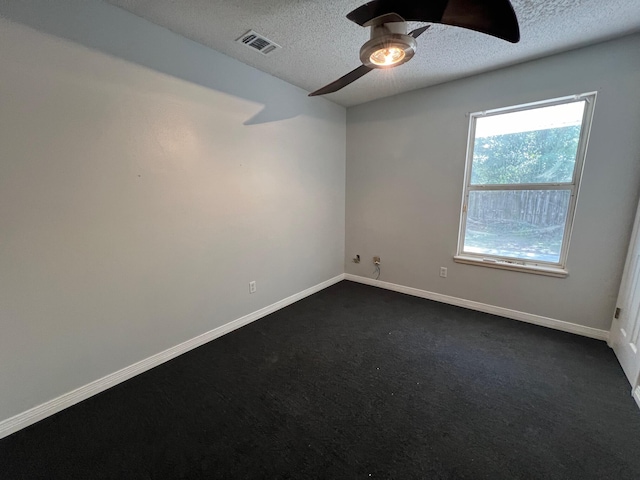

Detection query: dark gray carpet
(1, 280), (639, 479)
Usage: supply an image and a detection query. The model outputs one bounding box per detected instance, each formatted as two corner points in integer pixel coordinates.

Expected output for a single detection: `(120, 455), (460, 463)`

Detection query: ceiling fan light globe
(360, 34), (416, 69)
(369, 46), (405, 66)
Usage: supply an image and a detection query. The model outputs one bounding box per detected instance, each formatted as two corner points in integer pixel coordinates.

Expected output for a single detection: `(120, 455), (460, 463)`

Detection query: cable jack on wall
(373, 256), (381, 280)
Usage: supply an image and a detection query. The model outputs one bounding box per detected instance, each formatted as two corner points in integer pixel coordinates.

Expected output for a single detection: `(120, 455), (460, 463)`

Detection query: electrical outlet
(373, 256), (381, 265)
(353, 254), (361, 263)
(440, 267), (447, 278)
(249, 281), (256, 294)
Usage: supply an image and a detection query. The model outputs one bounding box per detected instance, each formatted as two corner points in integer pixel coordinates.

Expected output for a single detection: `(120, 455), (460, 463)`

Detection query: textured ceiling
(104, 0), (640, 107)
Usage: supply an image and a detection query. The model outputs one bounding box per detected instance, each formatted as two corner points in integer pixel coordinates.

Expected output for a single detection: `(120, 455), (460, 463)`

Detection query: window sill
(453, 255), (569, 278)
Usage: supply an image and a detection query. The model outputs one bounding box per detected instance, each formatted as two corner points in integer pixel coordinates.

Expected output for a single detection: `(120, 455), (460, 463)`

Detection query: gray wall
(0, 2), (345, 422)
(346, 34), (640, 331)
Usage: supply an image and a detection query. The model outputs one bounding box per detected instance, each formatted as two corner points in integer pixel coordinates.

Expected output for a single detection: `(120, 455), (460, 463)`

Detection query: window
(455, 93), (597, 277)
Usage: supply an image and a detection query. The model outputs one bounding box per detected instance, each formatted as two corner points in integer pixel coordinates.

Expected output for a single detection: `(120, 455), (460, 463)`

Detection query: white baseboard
(0, 274), (345, 440)
(634, 386), (640, 410)
(345, 274), (609, 342)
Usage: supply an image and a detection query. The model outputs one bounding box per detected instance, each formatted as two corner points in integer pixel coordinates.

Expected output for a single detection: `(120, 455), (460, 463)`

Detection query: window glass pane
(463, 190), (571, 263)
(471, 101), (585, 185)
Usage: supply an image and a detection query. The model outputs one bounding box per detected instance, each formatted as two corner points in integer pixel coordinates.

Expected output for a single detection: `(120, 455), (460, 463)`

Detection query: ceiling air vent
(236, 30), (281, 56)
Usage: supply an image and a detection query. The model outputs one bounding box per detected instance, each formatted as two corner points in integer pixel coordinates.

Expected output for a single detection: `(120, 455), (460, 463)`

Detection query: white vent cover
(236, 30), (281, 56)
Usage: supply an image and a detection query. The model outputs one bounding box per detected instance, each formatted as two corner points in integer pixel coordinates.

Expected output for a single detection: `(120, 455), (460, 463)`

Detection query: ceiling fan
(309, 0), (520, 97)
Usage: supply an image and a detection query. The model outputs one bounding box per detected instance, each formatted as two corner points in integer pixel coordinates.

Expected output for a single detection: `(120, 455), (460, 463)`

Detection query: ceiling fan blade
(347, 0), (519, 43)
(362, 12), (405, 27)
(441, 0), (520, 43)
(409, 25), (431, 39)
(308, 64), (373, 96)
(347, 0), (448, 26)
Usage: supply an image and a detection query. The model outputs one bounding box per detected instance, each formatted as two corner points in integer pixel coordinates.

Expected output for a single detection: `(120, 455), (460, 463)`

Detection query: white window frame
(454, 92), (597, 277)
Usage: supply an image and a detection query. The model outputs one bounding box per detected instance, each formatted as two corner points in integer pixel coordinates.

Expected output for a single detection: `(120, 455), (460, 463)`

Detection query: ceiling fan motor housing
(360, 19), (417, 69)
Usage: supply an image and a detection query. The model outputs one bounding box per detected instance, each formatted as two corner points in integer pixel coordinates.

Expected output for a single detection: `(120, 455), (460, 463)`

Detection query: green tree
(471, 125), (580, 185)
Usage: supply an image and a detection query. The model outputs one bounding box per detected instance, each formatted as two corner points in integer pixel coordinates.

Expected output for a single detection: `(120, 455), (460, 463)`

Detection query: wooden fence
(468, 190), (570, 231)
